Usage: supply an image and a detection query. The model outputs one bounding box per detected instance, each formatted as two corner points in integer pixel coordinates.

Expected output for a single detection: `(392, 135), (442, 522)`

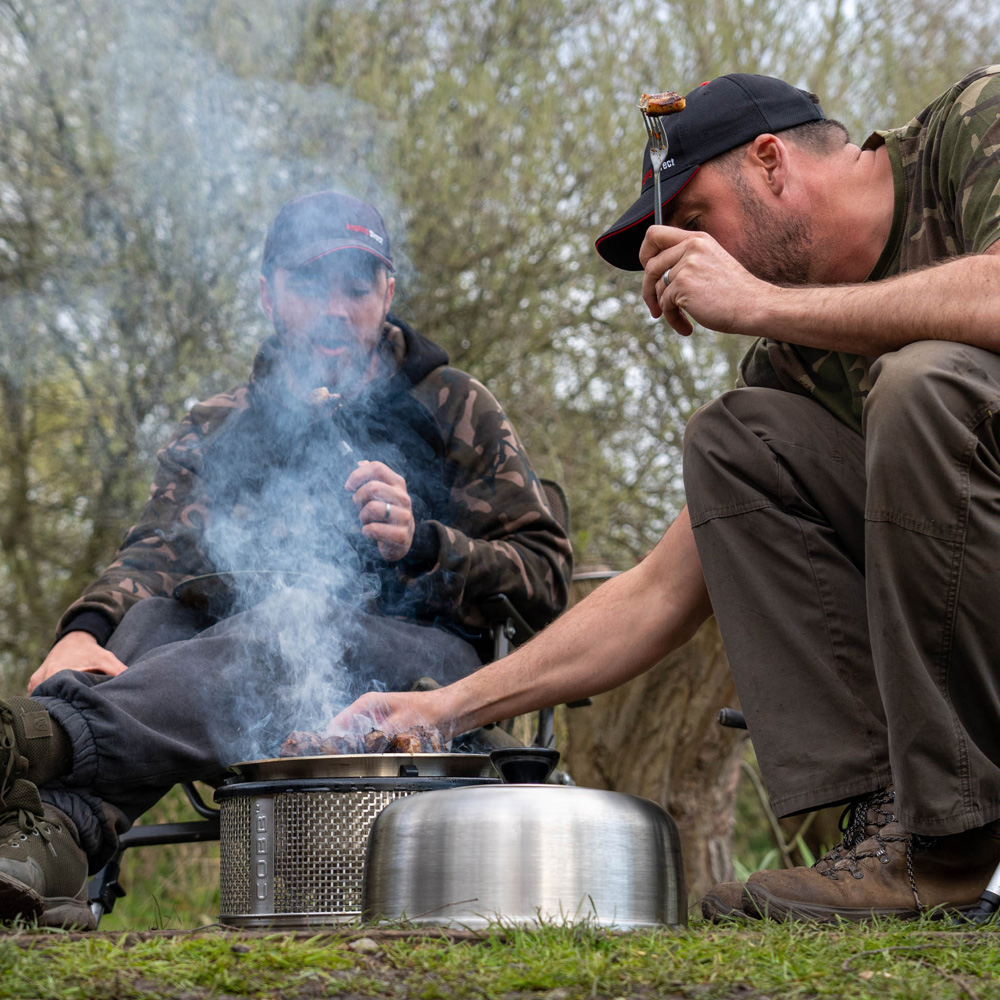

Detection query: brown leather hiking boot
(701, 881), (757, 922)
(744, 787), (1000, 922)
(0, 779), (95, 930)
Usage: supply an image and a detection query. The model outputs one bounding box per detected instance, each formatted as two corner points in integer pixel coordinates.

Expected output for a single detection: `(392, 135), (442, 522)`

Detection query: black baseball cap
(595, 74), (825, 270)
(263, 190), (394, 272)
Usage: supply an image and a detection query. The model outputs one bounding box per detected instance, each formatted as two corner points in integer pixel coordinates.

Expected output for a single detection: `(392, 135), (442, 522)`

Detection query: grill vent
(219, 788), (417, 926)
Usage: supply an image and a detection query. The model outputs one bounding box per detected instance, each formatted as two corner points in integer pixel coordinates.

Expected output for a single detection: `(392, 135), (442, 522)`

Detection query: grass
(2, 918), (1000, 999)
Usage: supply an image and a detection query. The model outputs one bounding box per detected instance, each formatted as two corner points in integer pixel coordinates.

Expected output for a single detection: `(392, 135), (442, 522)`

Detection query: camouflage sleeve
(398, 368), (573, 631)
(933, 70), (1000, 254)
(55, 389), (248, 640)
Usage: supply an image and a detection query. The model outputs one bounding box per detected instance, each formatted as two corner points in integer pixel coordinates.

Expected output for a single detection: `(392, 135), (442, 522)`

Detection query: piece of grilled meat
(363, 728), (391, 753)
(279, 724), (445, 757)
(279, 731), (361, 757)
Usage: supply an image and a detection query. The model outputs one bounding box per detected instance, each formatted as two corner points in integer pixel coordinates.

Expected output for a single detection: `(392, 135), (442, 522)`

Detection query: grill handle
(490, 747), (560, 784)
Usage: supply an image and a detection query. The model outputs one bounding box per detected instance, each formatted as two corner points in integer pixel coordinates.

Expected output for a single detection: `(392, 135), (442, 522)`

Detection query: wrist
(58, 630), (99, 647)
(55, 610), (114, 647)
(436, 681), (482, 739)
(743, 282), (792, 338)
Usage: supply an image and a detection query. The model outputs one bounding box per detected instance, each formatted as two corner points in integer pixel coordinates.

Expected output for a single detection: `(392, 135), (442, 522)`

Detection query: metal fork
(639, 110), (670, 226)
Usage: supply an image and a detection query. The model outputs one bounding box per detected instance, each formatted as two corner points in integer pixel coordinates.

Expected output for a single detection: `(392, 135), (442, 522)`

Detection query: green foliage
(3, 921), (1000, 998)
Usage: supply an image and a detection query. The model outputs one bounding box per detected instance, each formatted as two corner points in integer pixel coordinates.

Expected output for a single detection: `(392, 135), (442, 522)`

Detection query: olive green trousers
(684, 341), (1000, 837)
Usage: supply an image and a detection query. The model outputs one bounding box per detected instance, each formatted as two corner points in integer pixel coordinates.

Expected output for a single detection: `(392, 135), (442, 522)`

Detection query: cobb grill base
(216, 756), (498, 929)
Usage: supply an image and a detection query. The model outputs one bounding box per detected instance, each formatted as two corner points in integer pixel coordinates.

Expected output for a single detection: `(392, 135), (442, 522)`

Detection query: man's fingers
(637, 223), (688, 268)
(354, 482), (411, 516)
(640, 238), (687, 318)
(344, 460), (406, 492)
(27, 651), (128, 695)
(326, 693), (388, 735)
(327, 692), (433, 737)
(661, 302), (694, 338)
(362, 516), (416, 561)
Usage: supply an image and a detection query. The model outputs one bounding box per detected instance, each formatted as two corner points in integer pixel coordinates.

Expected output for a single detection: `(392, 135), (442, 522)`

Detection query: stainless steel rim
(229, 752), (496, 780)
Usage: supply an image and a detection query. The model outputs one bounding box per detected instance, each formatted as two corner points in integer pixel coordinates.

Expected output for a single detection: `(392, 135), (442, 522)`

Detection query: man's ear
(384, 275), (395, 313)
(260, 274), (274, 320)
(749, 134), (789, 196)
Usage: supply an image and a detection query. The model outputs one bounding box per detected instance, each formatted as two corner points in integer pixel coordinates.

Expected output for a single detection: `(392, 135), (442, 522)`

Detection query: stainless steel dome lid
(362, 783), (687, 929)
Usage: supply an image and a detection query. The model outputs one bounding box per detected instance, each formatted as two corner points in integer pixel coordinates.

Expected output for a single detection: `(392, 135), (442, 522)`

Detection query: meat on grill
(278, 725), (444, 757)
(363, 728), (391, 753)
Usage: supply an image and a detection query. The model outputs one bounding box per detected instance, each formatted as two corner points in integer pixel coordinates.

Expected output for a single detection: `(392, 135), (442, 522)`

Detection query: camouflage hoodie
(738, 65), (1000, 432)
(57, 317), (572, 645)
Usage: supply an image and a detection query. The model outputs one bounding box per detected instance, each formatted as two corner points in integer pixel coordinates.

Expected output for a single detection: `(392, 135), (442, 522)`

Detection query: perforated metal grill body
(216, 776), (496, 928)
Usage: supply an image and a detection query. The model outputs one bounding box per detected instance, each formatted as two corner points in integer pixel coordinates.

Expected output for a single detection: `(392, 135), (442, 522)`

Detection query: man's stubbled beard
(731, 170), (815, 285)
(271, 302), (393, 399)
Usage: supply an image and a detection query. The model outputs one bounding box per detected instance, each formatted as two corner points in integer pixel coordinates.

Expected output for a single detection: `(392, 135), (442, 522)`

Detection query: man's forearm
(438, 506), (712, 734)
(751, 251), (1000, 355)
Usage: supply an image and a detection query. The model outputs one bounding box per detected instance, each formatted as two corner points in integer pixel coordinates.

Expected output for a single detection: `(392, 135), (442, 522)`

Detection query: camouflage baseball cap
(595, 74), (826, 271)
(263, 190), (394, 272)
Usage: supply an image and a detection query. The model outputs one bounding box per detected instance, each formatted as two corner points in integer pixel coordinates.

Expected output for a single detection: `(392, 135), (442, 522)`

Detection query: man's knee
(684, 387), (842, 485)
(106, 597), (204, 663)
(866, 340), (1000, 439)
(683, 389), (766, 469)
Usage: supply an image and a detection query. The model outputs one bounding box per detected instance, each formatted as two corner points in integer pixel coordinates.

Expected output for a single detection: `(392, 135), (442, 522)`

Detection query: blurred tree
(0, 0), (399, 680)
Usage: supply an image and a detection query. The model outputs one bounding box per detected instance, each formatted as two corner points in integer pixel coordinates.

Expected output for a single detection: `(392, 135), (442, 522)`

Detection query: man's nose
(321, 291), (352, 317)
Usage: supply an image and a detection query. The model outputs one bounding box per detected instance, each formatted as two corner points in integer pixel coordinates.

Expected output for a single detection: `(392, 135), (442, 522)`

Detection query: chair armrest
(481, 593), (535, 647)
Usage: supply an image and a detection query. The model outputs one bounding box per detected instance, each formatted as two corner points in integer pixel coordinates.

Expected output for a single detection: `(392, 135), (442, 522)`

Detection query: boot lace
(0, 805), (53, 847)
(814, 786), (933, 910)
(0, 703), (19, 802)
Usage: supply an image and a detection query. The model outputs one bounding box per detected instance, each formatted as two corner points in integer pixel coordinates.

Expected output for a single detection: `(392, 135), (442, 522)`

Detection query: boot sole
(0, 871), (45, 925)
(0, 872), (96, 930)
(745, 884), (981, 923)
(701, 887), (756, 922)
(37, 895), (98, 931)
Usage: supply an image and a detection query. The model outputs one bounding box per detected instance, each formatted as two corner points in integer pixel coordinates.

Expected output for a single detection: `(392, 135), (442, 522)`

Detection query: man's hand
(345, 460), (416, 562)
(326, 689), (455, 740)
(28, 631), (128, 694)
(639, 225), (772, 337)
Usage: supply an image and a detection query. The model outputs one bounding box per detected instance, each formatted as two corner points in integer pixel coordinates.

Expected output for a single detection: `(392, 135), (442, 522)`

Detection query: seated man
(0, 190), (572, 929)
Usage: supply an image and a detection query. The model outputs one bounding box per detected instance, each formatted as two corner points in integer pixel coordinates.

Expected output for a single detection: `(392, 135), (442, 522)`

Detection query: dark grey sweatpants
(683, 340), (1000, 837)
(32, 591), (482, 870)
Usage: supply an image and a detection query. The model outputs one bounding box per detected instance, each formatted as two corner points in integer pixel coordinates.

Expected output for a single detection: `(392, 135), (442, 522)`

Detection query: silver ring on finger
(663, 268), (671, 287)
(384, 501), (392, 522)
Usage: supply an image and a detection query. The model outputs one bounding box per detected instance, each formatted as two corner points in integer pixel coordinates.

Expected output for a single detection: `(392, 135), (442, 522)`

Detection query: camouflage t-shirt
(738, 65), (1000, 433)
